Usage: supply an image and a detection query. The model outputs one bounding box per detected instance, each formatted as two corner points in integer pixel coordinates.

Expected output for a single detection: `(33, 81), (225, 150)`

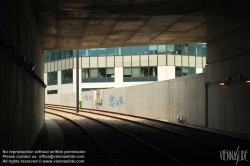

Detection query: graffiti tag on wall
(83, 94), (92, 101)
(109, 94), (125, 107)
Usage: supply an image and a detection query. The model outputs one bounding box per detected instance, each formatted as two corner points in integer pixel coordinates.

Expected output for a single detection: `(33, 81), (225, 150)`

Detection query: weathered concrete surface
(81, 73), (206, 126)
(206, 26), (250, 135)
(0, 0), (44, 150)
(30, 0), (250, 51)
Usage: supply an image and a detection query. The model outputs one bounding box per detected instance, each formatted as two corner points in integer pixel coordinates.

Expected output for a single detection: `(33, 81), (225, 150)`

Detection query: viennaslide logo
(220, 146), (248, 165)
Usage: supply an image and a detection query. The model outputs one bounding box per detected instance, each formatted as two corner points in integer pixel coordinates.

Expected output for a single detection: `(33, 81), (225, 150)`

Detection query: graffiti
(109, 94), (116, 107)
(118, 96), (125, 106)
(109, 94), (125, 107)
(83, 94), (92, 101)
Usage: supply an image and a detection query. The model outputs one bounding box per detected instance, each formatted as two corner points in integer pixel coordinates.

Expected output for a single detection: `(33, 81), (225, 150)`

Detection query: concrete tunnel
(0, 0), (250, 152)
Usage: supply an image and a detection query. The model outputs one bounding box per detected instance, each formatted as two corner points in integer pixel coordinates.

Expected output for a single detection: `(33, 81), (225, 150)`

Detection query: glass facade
(44, 50), (73, 62)
(45, 44), (206, 61)
(44, 43), (206, 86)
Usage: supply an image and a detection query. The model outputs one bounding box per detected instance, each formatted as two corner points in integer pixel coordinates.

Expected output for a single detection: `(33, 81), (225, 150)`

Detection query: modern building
(44, 44), (206, 97)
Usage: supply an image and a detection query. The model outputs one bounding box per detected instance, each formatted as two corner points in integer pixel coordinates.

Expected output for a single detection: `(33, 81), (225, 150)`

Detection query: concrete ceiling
(31, 0), (250, 51)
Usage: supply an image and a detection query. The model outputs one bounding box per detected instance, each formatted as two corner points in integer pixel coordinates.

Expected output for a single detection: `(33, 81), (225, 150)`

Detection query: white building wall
(73, 68), (82, 93)
(158, 66), (168, 81)
(44, 73), (47, 85)
(58, 70), (61, 87)
(196, 68), (203, 74)
(166, 66), (176, 80)
(115, 67), (123, 88)
(158, 66), (175, 81)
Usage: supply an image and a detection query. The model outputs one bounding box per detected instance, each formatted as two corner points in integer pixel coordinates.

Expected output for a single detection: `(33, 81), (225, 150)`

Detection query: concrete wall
(82, 73), (206, 126)
(46, 93), (76, 107)
(0, 0), (44, 150)
(206, 26), (250, 135)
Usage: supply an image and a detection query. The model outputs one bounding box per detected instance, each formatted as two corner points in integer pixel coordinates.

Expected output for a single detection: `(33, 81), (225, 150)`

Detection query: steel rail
(45, 111), (117, 166)
(46, 107), (186, 166)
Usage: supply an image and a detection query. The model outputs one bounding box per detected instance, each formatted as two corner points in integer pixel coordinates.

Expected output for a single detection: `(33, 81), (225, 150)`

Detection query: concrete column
(76, 50), (79, 113)
(206, 26), (250, 135)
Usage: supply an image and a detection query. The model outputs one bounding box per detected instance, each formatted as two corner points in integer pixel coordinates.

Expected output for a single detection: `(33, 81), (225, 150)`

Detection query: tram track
(45, 104), (250, 165)
(45, 112), (116, 166)
(46, 104), (250, 150)
(45, 108), (185, 166)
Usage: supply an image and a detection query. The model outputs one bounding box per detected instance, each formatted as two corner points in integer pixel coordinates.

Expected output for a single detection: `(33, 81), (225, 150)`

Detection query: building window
(82, 68), (89, 82)
(132, 46), (141, 55)
(90, 48), (98, 56)
(181, 44), (189, 55)
(175, 67), (196, 77)
(149, 67), (157, 77)
(106, 68), (115, 82)
(82, 69), (89, 78)
(202, 44), (206, 56)
(182, 67), (189, 76)
(98, 68), (106, 82)
(107, 48), (115, 56)
(149, 45), (157, 54)
(98, 48), (106, 56)
(62, 69), (73, 84)
(141, 67), (149, 81)
(123, 68), (131, 77)
(141, 46), (149, 54)
(90, 68), (98, 78)
(82, 88), (113, 92)
(61, 50), (73, 59)
(196, 44), (202, 56)
(175, 44), (182, 54)
(44, 51), (50, 63)
(80, 49), (88, 56)
(175, 67), (182, 77)
(47, 90), (58, 94)
(123, 68), (132, 82)
(149, 67), (157, 81)
(157, 45), (166, 54)
(47, 71), (57, 85)
(51, 51), (57, 61)
(98, 68), (106, 78)
(188, 44), (196, 56)
(73, 49), (89, 57)
(141, 67), (149, 77)
(107, 68), (114, 78)
(132, 68), (140, 77)
(188, 44), (205, 56)
(115, 47), (122, 55)
(189, 67), (196, 75)
(132, 67), (140, 81)
(83, 68), (114, 82)
(57, 51), (62, 60)
(123, 67), (157, 82)
(122, 47), (131, 55)
(89, 68), (98, 82)
(167, 44), (175, 54)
